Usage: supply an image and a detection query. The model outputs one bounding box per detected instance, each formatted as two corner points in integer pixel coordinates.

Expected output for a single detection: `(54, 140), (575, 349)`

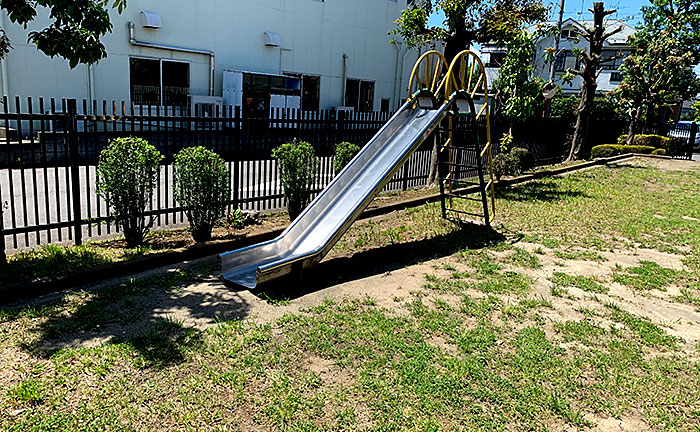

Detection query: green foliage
(493, 146), (533, 180)
(510, 147), (534, 171)
(496, 29), (548, 122)
(616, 0), (700, 129)
(391, 0), (547, 57)
(549, 93), (625, 120)
(652, 148), (667, 155)
(272, 139), (319, 220)
(173, 147), (230, 242)
(333, 142), (361, 175)
(632, 134), (687, 156)
(1, 0), (127, 66)
(96, 137), (163, 247)
(590, 144), (656, 158)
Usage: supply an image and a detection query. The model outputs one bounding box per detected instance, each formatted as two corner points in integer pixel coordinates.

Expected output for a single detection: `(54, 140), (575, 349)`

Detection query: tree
(393, 0), (548, 64)
(616, 0), (700, 142)
(562, 2), (624, 161)
(495, 26), (550, 138)
(0, 0), (126, 67)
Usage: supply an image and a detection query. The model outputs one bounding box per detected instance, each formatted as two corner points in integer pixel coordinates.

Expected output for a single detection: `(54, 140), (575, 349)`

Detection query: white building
(0, 0), (421, 114)
(481, 18), (635, 95)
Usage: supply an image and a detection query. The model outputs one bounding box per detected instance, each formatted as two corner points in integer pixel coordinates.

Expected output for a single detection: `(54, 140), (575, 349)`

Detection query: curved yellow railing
(407, 51), (451, 98)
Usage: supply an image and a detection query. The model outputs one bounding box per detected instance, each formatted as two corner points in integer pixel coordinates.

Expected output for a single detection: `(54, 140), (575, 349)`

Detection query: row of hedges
(96, 138), (361, 246)
(592, 134), (688, 159)
(590, 145), (657, 159)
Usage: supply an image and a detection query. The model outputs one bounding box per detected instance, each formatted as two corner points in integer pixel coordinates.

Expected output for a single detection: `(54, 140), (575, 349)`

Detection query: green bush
(493, 146), (533, 180)
(272, 139), (319, 220)
(493, 151), (520, 180)
(632, 134), (667, 149)
(590, 144), (655, 159)
(333, 141), (361, 174)
(666, 137), (687, 157)
(96, 137), (163, 247)
(617, 134), (628, 145)
(173, 146), (230, 242)
(632, 134), (687, 157)
(510, 147), (534, 171)
(652, 148), (667, 155)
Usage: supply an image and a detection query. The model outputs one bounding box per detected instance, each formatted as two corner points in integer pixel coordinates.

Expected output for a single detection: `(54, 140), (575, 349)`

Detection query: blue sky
(427, 0), (650, 28)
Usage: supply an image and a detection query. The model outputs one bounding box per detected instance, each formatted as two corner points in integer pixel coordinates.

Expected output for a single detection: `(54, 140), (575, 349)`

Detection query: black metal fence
(1, 96), (696, 261)
(0, 97), (439, 259)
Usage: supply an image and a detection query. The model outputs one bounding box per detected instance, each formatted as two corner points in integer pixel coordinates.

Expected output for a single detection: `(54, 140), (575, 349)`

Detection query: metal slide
(221, 93), (451, 289)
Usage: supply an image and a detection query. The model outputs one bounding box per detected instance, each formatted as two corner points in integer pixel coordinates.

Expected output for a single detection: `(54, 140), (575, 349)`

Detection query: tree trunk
(626, 105), (642, 145)
(568, 81), (594, 161)
(566, 2), (612, 161)
(426, 134), (440, 186)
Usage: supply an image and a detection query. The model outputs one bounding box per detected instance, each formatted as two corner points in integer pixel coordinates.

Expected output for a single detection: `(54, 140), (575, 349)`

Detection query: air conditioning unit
(188, 95), (223, 117)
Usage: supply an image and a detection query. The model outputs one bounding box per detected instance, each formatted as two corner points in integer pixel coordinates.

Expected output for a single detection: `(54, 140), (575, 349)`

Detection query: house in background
(0, 0), (420, 115)
(480, 18), (635, 94)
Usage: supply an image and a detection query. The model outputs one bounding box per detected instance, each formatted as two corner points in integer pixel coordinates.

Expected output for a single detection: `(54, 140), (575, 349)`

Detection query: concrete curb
(0, 152), (640, 304)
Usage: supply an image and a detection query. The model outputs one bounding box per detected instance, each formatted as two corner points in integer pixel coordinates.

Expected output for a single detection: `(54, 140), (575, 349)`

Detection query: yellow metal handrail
(407, 51), (450, 99)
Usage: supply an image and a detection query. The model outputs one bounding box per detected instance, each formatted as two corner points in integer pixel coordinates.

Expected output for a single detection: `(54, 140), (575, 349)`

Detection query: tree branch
(602, 25), (624, 41)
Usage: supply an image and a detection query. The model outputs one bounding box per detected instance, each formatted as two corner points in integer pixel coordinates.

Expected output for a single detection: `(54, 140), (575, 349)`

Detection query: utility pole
(548, 0), (566, 83)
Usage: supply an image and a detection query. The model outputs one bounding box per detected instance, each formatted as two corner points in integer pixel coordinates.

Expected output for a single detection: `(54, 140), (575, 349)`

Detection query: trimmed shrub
(493, 146), (533, 180)
(632, 134), (667, 149)
(333, 141), (361, 174)
(590, 144), (655, 159)
(272, 139), (319, 220)
(493, 151), (521, 180)
(616, 134), (627, 145)
(652, 148), (667, 156)
(173, 146), (230, 242)
(666, 137), (687, 157)
(96, 137), (163, 247)
(510, 147), (534, 171)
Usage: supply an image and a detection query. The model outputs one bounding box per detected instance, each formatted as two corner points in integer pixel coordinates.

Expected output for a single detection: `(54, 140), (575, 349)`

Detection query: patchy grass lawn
(1, 157), (700, 431)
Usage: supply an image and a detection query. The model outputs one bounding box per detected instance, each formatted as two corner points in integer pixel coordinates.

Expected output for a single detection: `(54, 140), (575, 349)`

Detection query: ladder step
(443, 178), (481, 187)
(445, 208), (485, 218)
(444, 193), (483, 202)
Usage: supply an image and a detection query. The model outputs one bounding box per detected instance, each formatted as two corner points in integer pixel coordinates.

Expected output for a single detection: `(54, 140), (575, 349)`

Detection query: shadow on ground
(10, 262), (251, 368)
(495, 178), (588, 202)
(255, 222), (506, 303)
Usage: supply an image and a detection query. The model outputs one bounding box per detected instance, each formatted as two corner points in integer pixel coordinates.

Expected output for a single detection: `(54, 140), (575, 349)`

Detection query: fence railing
(0, 97), (447, 259)
(3, 96), (694, 261)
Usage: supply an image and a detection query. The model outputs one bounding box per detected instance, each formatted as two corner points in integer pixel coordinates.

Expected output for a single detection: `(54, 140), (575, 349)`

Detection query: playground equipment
(221, 50), (494, 289)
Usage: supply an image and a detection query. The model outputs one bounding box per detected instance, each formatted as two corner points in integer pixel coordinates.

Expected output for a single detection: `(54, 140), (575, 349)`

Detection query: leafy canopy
(393, 0), (548, 52)
(1, 0), (127, 67)
(495, 26), (552, 122)
(615, 0), (700, 118)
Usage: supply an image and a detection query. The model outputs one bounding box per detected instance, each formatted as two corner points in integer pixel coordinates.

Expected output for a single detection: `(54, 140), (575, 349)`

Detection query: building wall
(1, 0), (420, 111)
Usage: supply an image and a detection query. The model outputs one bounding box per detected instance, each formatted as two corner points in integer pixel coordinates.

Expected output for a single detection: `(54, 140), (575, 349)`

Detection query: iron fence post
(233, 106), (241, 210)
(689, 122), (697, 160)
(0, 202), (6, 264)
(67, 99), (83, 246)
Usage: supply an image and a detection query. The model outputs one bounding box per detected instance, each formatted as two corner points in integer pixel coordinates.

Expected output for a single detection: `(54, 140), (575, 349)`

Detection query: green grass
(554, 249), (607, 262)
(550, 272), (609, 294)
(613, 260), (685, 291)
(2, 162), (700, 431)
(6, 378), (44, 405)
(508, 247), (542, 268)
